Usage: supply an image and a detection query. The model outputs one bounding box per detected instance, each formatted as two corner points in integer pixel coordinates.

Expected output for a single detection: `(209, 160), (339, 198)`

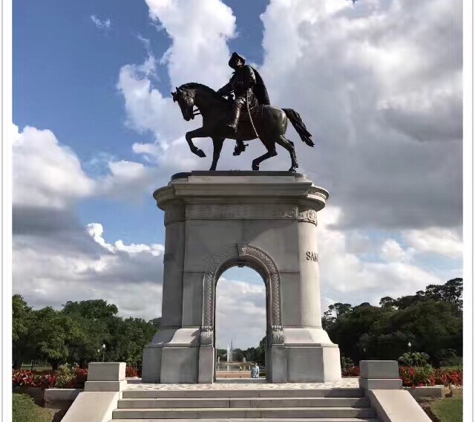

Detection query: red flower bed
(341, 365), (463, 387)
(12, 370), (57, 389)
(398, 367), (462, 387)
(342, 366), (360, 377)
(126, 366), (139, 377)
(433, 368), (463, 387)
(12, 366), (140, 390)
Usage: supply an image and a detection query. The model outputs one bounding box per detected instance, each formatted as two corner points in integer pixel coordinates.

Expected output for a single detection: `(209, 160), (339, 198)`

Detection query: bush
(399, 366), (435, 386)
(398, 352), (430, 367)
(340, 356), (355, 372)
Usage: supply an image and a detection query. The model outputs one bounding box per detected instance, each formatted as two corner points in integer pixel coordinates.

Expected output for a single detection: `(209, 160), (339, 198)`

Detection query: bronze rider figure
(217, 52), (270, 155)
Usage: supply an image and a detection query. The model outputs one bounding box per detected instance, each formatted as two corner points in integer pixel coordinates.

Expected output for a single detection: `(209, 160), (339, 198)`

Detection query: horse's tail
(282, 108), (315, 147)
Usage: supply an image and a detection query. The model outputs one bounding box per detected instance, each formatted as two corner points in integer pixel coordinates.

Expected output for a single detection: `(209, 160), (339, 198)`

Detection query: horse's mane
(180, 82), (226, 102)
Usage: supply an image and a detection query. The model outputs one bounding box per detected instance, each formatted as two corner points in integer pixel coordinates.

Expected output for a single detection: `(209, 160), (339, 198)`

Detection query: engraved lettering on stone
(306, 251), (319, 262)
(187, 205), (297, 220)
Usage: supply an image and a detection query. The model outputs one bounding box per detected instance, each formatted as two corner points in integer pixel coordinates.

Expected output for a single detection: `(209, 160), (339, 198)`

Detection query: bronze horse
(172, 82), (315, 172)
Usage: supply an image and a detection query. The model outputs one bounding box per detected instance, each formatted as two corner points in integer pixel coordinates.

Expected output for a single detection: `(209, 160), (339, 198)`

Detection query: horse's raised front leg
(185, 127), (208, 158)
(210, 138), (224, 171)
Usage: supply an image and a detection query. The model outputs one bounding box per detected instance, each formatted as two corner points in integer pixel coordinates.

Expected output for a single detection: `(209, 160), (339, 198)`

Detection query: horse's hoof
(288, 167), (297, 173)
(194, 149), (206, 158)
(252, 165), (259, 171)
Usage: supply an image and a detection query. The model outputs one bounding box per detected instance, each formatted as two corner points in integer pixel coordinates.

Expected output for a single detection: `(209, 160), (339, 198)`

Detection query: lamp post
(102, 344), (106, 362)
(408, 342), (412, 353)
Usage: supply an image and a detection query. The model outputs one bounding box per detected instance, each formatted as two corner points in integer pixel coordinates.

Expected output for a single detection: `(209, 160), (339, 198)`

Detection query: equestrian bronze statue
(171, 52), (314, 172)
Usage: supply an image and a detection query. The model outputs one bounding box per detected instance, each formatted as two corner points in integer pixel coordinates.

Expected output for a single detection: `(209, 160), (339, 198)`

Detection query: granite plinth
(143, 173), (340, 383)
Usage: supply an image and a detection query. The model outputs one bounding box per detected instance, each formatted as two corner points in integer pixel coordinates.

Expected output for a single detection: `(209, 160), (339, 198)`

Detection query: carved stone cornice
(298, 208), (318, 226)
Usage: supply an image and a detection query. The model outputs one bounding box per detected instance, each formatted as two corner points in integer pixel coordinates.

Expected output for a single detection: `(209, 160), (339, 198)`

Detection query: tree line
(13, 277), (462, 370)
(322, 278), (462, 367)
(12, 296), (159, 370)
(234, 278), (462, 368)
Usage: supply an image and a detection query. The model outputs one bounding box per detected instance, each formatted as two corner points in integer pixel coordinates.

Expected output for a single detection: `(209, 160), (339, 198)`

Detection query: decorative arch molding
(200, 243), (284, 346)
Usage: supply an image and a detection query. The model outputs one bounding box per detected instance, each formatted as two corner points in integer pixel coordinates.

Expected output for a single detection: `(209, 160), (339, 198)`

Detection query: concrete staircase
(111, 387), (380, 421)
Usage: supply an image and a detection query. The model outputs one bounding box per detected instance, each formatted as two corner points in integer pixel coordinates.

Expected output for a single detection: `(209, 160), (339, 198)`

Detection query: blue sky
(12, 0), (462, 348)
(13, 0), (270, 248)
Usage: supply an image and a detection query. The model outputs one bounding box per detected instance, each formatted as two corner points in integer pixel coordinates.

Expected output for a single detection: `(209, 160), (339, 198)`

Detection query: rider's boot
(233, 140), (247, 156)
(224, 103), (242, 134)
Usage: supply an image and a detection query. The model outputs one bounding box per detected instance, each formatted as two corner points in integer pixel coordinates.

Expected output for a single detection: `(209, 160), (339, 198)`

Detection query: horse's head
(171, 86), (195, 121)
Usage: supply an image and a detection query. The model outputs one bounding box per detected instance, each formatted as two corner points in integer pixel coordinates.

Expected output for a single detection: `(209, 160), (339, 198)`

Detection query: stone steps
(113, 386), (379, 421)
(113, 419), (380, 422)
(122, 388), (364, 399)
(117, 397), (371, 409)
(112, 407), (377, 419)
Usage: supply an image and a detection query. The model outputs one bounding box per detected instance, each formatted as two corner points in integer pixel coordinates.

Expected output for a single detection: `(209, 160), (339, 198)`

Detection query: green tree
(12, 295), (35, 368)
(62, 299), (119, 319)
(255, 336), (266, 365)
(30, 307), (76, 370)
(105, 317), (155, 366)
(326, 304), (388, 363)
(149, 318), (161, 330)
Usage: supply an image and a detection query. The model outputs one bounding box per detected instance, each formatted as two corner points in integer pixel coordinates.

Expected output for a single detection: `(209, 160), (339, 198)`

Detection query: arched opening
(215, 266), (267, 381)
(200, 243), (285, 383)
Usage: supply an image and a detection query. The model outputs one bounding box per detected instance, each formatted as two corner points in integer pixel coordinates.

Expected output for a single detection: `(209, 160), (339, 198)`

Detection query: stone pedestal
(142, 171), (341, 383)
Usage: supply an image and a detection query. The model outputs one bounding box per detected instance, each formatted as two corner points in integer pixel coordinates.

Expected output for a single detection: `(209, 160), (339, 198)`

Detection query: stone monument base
(142, 172), (342, 384)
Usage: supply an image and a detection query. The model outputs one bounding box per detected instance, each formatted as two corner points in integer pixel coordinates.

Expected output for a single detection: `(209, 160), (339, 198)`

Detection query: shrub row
(12, 366), (139, 390)
(341, 365), (463, 387)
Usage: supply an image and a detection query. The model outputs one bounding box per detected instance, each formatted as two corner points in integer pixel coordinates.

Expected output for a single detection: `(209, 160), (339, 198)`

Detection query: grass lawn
(13, 393), (58, 422)
(430, 389), (463, 422)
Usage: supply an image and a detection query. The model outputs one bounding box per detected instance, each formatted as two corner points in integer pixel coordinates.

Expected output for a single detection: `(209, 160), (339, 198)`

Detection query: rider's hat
(228, 52), (245, 68)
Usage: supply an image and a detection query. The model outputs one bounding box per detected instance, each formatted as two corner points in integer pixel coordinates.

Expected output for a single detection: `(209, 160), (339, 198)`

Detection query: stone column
(297, 207), (322, 327)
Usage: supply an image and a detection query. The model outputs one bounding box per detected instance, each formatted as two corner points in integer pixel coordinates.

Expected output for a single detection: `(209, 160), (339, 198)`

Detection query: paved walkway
(125, 377), (360, 391)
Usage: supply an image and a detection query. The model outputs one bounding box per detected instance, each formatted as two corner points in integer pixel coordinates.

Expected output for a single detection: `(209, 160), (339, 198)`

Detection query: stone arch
(200, 243), (284, 347)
